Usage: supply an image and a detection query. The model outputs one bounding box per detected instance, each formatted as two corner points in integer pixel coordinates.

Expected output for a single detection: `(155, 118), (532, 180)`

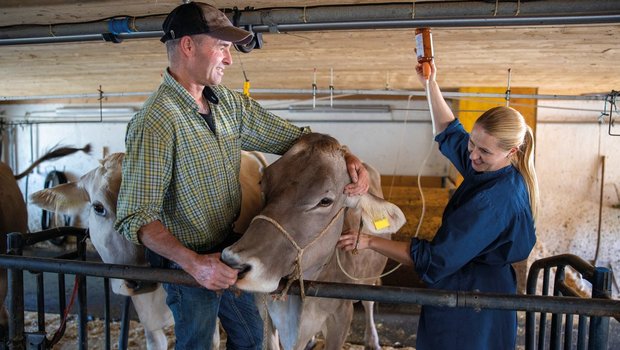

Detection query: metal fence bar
(35, 272), (44, 333)
(76, 238), (87, 350)
(577, 315), (587, 350)
(550, 266), (565, 350)
(1, 253), (618, 318)
(588, 267), (612, 349)
(525, 254), (614, 350)
(103, 278), (111, 350)
(5, 229), (88, 350)
(3, 227), (618, 350)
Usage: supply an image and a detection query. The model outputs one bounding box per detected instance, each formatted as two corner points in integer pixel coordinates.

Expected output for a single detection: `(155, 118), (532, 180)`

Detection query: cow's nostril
(237, 264), (251, 279)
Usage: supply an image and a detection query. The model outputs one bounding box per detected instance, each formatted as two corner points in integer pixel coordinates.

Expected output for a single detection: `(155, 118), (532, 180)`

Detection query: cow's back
(234, 151), (266, 233)
(0, 162), (27, 328)
(0, 162), (28, 240)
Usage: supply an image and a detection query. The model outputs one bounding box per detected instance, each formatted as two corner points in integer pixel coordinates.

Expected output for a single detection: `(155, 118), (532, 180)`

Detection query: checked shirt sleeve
(114, 109), (175, 245)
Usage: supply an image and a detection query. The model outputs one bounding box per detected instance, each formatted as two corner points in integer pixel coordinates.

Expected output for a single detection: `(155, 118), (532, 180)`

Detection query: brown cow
(0, 145), (90, 337)
(221, 133), (407, 350)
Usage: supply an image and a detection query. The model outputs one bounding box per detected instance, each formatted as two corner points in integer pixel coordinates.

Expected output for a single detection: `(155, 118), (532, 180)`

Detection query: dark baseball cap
(160, 2), (253, 45)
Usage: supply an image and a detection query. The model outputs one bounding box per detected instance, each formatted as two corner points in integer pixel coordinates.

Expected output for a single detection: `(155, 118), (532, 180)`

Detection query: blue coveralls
(410, 119), (536, 350)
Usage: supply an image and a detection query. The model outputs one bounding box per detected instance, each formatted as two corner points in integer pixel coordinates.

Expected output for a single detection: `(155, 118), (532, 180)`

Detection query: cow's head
(30, 153), (151, 295)
(221, 133), (405, 293)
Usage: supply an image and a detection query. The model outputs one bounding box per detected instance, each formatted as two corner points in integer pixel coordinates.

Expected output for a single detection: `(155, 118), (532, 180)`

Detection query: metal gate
(526, 254), (615, 350)
(0, 228), (618, 350)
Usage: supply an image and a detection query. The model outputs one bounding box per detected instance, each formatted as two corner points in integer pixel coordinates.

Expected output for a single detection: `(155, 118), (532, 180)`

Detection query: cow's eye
(92, 202), (107, 217)
(318, 198), (333, 207)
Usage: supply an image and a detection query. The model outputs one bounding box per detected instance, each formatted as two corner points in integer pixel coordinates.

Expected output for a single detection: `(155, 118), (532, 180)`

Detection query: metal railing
(526, 254), (615, 350)
(1, 228), (618, 349)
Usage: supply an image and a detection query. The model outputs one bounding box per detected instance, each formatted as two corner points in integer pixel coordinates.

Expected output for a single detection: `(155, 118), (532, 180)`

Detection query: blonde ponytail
(515, 126), (539, 220)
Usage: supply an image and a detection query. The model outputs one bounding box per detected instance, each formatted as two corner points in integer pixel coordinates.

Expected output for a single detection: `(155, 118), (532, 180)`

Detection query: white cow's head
(221, 133), (406, 293)
(30, 153), (151, 295)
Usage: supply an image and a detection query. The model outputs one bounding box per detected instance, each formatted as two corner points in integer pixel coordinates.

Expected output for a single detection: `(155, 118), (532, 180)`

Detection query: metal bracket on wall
(603, 90), (619, 136)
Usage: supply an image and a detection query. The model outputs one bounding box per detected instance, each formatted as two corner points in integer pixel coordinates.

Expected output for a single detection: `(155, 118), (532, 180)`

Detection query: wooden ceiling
(1, 0), (619, 100)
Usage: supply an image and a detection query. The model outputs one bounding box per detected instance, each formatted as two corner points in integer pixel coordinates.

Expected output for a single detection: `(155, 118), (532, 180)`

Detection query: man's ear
(179, 36), (194, 56)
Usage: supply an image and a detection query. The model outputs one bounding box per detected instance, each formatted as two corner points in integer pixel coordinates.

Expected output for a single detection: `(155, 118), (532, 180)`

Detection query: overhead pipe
(1, 0), (619, 46)
(0, 88), (613, 102)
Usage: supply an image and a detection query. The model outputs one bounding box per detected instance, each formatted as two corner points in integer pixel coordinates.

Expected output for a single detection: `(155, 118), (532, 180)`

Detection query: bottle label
(415, 33), (425, 61)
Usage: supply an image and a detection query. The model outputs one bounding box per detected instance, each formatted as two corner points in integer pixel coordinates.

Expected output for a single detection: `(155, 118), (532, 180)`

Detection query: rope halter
(250, 207), (345, 300)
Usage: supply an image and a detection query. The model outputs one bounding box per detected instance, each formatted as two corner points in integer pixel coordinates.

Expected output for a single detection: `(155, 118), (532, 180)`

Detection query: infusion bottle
(415, 28), (433, 79)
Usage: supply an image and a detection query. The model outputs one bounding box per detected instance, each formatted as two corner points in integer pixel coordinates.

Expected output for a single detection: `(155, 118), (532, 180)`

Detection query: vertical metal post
(588, 267), (611, 350)
(34, 273), (44, 333)
(7, 232), (25, 350)
(57, 274), (66, 321)
(118, 296), (131, 350)
(539, 267), (551, 350)
(564, 314), (574, 350)
(76, 238), (87, 350)
(104, 278), (110, 350)
(563, 313), (574, 349)
(550, 266), (565, 350)
(577, 315), (587, 350)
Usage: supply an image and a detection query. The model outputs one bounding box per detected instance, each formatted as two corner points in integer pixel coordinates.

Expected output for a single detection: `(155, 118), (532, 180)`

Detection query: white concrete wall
(1, 98), (448, 232)
(534, 100), (620, 287)
(2, 97), (619, 294)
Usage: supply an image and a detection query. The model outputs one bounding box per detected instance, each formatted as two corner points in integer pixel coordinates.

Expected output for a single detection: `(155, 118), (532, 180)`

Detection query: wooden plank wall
(380, 175), (450, 242)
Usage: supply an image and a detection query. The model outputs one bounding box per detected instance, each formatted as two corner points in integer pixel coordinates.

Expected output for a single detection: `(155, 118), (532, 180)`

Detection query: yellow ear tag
(373, 217), (390, 230)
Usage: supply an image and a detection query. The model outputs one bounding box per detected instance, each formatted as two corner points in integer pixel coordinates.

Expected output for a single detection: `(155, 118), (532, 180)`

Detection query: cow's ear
(345, 193), (406, 234)
(30, 182), (90, 216)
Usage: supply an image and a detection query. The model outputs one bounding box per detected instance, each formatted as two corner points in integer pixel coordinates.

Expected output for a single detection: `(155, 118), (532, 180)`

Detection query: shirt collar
(473, 163), (514, 180)
(162, 69), (220, 111)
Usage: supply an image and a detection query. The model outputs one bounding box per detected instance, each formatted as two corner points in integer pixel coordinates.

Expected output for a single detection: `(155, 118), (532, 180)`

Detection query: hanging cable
(416, 27), (437, 239)
(329, 68), (334, 108)
(237, 52), (251, 97)
(603, 90), (619, 136)
(312, 68), (317, 109)
(506, 68), (512, 107)
(98, 85), (104, 122)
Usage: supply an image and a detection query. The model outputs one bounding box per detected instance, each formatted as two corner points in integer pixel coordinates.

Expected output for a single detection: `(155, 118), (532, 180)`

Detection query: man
(114, 2), (369, 349)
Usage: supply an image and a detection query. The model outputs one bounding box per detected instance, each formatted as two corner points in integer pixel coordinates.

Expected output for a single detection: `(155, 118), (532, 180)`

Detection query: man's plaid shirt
(114, 70), (308, 251)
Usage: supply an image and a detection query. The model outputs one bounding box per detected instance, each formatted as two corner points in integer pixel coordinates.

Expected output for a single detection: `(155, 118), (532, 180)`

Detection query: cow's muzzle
(221, 248), (252, 278)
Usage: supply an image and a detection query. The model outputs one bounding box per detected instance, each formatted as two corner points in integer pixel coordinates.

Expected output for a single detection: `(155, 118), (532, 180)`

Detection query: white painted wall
(534, 101), (620, 289)
(2, 97), (619, 294)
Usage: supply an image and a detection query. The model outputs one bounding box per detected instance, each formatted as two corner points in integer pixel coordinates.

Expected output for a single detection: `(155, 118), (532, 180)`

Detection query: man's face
(190, 34), (233, 86)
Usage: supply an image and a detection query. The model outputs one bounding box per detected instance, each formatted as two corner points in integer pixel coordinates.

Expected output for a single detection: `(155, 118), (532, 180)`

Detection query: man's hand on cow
(186, 252), (238, 291)
(337, 230), (371, 251)
(343, 152), (369, 196)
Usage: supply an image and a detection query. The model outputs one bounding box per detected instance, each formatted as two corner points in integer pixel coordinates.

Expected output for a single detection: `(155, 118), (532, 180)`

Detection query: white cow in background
(30, 151), (267, 349)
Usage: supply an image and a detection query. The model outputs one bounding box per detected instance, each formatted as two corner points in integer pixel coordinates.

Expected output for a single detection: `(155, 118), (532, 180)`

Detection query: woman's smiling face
(468, 124), (515, 172)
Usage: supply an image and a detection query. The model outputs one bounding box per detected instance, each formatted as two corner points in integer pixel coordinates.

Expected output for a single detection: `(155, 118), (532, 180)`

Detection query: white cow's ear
(345, 193), (406, 234)
(30, 182), (90, 216)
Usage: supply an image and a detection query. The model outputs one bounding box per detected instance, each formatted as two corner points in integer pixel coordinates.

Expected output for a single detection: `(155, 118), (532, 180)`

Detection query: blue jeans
(163, 283), (263, 350)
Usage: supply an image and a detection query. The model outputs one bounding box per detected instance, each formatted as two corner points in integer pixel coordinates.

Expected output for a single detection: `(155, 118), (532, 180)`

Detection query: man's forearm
(138, 220), (198, 270)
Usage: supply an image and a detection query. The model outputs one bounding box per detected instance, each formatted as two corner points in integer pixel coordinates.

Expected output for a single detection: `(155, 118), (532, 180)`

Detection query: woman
(338, 62), (538, 350)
